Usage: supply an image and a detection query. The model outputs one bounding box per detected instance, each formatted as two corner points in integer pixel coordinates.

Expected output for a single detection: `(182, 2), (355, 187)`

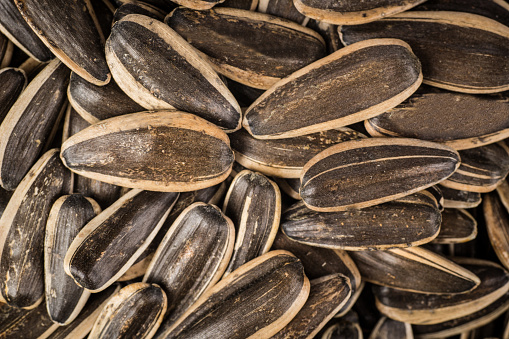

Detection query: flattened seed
(283, 191), (441, 250)
(0, 301), (59, 338)
(440, 143), (509, 192)
(339, 12), (509, 93)
(89, 283), (167, 339)
(105, 14), (241, 131)
(348, 247), (480, 294)
(64, 189), (179, 292)
(230, 128), (365, 178)
(112, 1), (166, 24)
(15, 0), (110, 85)
(368, 317), (413, 339)
(485, 189), (509, 271)
(60, 111), (234, 192)
(143, 203), (234, 326)
(300, 138), (460, 212)
(222, 170), (280, 275)
(270, 274), (351, 339)
(0, 59), (69, 191)
(48, 284), (121, 339)
(159, 251), (310, 339)
(257, 0), (308, 24)
(243, 39), (422, 139)
(293, 0), (426, 25)
(0, 68), (26, 124)
(440, 185), (482, 209)
(432, 208), (477, 244)
(366, 87), (509, 150)
(45, 195), (101, 325)
(68, 72), (145, 124)
(412, 291), (509, 338)
(0, 149), (71, 309)
(0, 0), (53, 62)
(373, 258), (509, 325)
(166, 7), (325, 89)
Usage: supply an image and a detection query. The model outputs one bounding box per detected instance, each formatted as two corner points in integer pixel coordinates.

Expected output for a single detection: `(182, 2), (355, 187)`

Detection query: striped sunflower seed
(348, 247), (480, 294)
(431, 208), (477, 244)
(158, 250), (309, 339)
(0, 149), (71, 309)
(368, 317), (413, 339)
(112, 1), (166, 24)
(0, 301), (59, 338)
(243, 38), (422, 139)
(282, 191), (441, 250)
(44, 194), (101, 325)
(339, 11), (509, 93)
(105, 14), (241, 131)
(485, 188), (509, 271)
(300, 138), (459, 212)
(89, 283), (167, 339)
(166, 7), (325, 89)
(64, 189), (179, 292)
(60, 111), (234, 192)
(440, 185), (482, 209)
(258, 0), (308, 25)
(293, 0), (426, 25)
(0, 68), (26, 124)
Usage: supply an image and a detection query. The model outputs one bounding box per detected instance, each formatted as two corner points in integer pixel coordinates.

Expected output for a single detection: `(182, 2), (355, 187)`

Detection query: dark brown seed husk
(373, 258), (509, 324)
(294, 0), (426, 25)
(258, 0), (308, 24)
(368, 317), (413, 339)
(60, 111), (234, 192)
(273, 177), (301, 200)
(339, 12), (509, 93)
(0, 59), (69, 191)
(0, 149), (71, 309)
(45, 194), (101, 325)
(282, 191), (441, 250)
(432, 208), (477, 244)
(243, 38), (422, 139)
(14, 0), (110, 85)
(270, 274), (352, 339)
(321, 319), (363, 339)
(158, 250), (310, 339)
(143, 203), (234, 326)
(412, 291), (509, 339)
(413, 0), (509, 27)
(166, 7), (325, 90)
(105, 14), (241, 131)
(113, 1), (166, 24)
(230, 127), (365, 178)
(48, 284), (121, 339)
(222, 170), (280, 275)
(0, 0), (53, 62)
(68, 72), (145, 124)
(485, 188), (509, 271)
(300, 138), (460, 212)
(89, 283), (167, 339)
(349, 247), (480, 294)
(440, 185), (482, 209)
(425, 185), (444, 211)
(366, 87), (509, 150)
(219, 0), (258, 10)
(441, 143), (509, 192)
(0, 301), (59, 338)
(64, 189), (179, 292)
(0, 68), (26, 125)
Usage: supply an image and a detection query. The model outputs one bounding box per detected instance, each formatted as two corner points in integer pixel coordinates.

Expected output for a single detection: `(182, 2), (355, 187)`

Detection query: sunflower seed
(0, 301), (59, 338)
(230, 127), (365, 178)
(368, 317), (413, 339)
(258, 0), (308, 24)
(0, 59), (69, 191)
(64, 189), (179, 292)
(0, 149), (71, 309)
(300, 138), (459, 212)
(440, 185), (482, 209)
(45, 194), (101, 325)
(0, 68), (26, 125)
(293, 0), (426, 25)
(432, 208), (477, 244)
(171, 0), (224, 10)
(244, 38), (422, 139)
(425, 185), (444, 211)
(220, 0), (258, 10)
(112, 1), (166, 24)
(321, 318), (363, 339)
(166, 7), (325, 89)
(105, 14), (241, 131)
(349, 247), (480, 294)
(89, 283), (167, 339)
(339, 11), (509, 93)
(485, 189), (509, 271)
(158, 250), (310, 339)
(143, 202), (234, 326)
(60, 111), (235, 192)
(373, 258), (509, 324)
(270, 274), (352, 339)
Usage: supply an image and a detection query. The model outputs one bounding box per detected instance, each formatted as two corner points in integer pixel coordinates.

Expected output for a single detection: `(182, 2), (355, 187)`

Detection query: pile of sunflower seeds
(0, 0), (509, 338)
